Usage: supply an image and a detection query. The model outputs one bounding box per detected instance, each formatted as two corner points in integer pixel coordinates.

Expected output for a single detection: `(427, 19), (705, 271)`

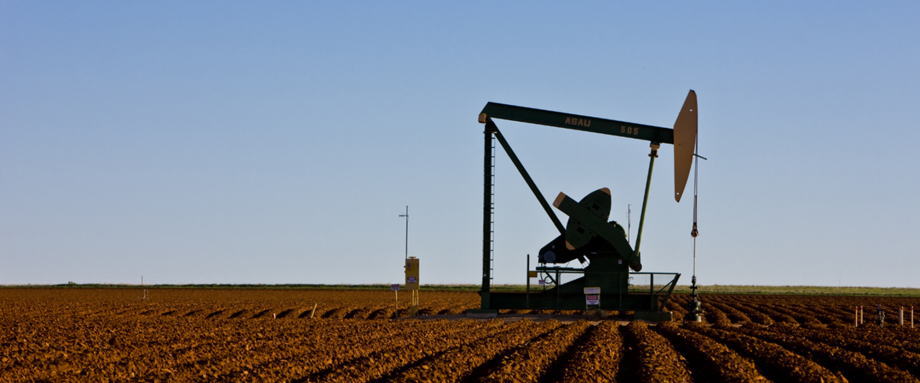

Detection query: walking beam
(479, 102), (674, 144)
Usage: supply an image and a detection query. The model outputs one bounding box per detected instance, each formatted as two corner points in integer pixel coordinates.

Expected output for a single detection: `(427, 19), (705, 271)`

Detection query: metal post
(481, 124), (494, 309)
(633, 143), (660, 260)
(911, 306), (914, 328)
(650, 274), (655, 310)
(555, 269), (561, 307)
(900, 306), (904, 326)
(399, 206), (409, 261)
(877, 305), (885, 327)
(854, 306), (858, 327)
(627, 204), (631, 241)
(526, 254), (530, 308)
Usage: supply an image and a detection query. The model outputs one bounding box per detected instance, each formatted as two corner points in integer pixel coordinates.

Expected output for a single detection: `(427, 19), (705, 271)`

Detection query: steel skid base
(464, 309), (673, 322)
(485, 295), (673, 322)
(479, 271), (679, 323)
(475, 292), (674, 323)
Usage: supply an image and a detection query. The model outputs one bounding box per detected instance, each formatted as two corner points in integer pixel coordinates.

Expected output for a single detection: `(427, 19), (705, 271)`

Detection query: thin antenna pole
(141, 275), (148, 300)
(691, 138), (701, 277)
(627, 204), (632, 241)
(399, 206), (409, 261)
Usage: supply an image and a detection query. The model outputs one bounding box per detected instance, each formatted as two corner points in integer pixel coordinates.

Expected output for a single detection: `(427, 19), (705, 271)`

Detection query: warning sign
(585, 294), (600, 306)
(584, 287), (601, 308)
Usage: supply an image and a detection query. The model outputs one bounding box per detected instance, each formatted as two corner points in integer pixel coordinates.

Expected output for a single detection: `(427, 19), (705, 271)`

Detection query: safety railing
(527, 266), (680, 310)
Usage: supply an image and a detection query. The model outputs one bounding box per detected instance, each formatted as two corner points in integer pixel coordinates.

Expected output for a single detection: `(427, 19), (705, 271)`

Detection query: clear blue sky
(2, 2), (918, 286)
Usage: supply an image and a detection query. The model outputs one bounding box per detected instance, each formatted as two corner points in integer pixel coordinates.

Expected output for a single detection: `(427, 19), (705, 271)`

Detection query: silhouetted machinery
(474, 91), (699, 322)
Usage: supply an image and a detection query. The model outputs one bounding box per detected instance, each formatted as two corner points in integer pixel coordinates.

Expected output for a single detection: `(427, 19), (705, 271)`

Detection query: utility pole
(399, 206), (409, 261)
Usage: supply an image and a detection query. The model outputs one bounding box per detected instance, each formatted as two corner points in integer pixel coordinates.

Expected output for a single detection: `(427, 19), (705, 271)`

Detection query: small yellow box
(405, 257), (419, 289)
(527, 271), (538, 278)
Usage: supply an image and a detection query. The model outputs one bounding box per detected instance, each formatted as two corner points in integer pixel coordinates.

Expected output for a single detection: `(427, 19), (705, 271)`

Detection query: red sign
(585, 294), (600, 306)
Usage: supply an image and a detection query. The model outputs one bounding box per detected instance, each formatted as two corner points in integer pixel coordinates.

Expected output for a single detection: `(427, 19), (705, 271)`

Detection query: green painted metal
(558, 188), (610, 250)
(487, 268), (680, 314)
(476, 96), (694, 321)
(632, 144), (659, 261)
(553, 192), (640, 271)
(480, 102), (674, 144)
(480, 124), (493, 310)
(483, 187), (679, 319)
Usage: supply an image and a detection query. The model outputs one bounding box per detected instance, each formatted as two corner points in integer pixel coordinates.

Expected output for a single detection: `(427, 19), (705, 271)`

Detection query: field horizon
(3, 283), (920, 297)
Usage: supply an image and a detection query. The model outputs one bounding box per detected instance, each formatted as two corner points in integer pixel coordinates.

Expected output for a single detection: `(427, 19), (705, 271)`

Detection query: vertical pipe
(481, 124), (494, 309)
(854, 306), (858, 327)
(404, 206), (409, 261)
(526, 254), (530, 308)
(633, 143), (660, 260)
(650, 274), (655, 310)
(900, 306), (904, 326)
(556, 269), (561, 307)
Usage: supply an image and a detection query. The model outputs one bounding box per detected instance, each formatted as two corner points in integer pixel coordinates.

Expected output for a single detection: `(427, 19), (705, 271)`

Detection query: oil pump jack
(474, 91), (699, 322)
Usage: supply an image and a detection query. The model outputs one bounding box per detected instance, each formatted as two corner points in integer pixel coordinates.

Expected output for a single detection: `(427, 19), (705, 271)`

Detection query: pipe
(633, 142), (660, 260)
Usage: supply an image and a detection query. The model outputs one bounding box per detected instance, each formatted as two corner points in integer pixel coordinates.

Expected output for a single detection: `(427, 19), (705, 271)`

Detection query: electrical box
(405, 257), (419, 289)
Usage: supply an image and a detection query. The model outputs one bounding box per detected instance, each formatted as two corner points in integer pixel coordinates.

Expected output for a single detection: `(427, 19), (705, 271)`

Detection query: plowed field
(2, 288), (919, 382)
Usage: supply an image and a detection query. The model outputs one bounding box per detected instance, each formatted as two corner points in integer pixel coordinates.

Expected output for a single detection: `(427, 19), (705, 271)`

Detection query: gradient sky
(2, 2), (918, 286)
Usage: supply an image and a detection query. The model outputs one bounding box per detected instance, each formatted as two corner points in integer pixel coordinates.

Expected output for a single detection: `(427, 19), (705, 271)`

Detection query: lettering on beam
(619, 126), (640, 136)
(564, 116), (591, 128)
